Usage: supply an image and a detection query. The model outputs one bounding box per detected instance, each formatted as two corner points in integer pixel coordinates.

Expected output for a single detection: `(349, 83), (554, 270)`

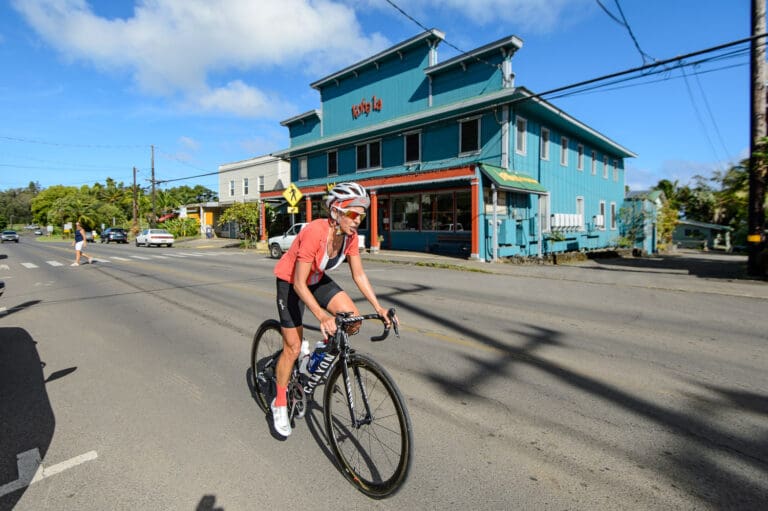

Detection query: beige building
(218, 155), (290, 205)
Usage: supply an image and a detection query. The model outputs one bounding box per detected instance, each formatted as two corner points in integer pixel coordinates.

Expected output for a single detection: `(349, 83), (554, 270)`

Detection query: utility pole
(132, 166), (139, 234)
(748, 0), (767, 276)
(151, 144), (157, 228)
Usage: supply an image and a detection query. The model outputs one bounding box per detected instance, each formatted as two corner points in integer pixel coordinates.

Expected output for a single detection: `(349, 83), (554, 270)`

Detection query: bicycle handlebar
(335, 308), (399, 342)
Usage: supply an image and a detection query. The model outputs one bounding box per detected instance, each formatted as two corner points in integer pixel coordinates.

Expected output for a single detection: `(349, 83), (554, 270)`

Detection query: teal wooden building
(263, 29), (636, 261)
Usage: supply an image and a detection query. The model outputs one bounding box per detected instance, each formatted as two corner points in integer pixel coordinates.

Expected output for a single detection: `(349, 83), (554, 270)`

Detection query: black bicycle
(250, 309), (413, 499)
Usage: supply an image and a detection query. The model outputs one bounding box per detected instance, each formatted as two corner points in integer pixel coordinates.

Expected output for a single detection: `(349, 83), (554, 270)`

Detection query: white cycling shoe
(270, 399), (292, 437)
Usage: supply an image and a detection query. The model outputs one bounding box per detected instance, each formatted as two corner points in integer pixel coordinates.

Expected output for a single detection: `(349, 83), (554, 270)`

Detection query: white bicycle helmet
(325, 182), (370, 209)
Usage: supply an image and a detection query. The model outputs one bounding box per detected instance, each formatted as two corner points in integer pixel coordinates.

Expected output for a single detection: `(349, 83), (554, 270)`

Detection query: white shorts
(75, 241), (84, 251)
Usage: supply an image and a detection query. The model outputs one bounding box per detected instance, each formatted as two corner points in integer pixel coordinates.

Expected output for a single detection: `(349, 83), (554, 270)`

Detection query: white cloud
(189, 80), (295, 119)
(11, 0), (390, 117)
(354, 0), (593, 33)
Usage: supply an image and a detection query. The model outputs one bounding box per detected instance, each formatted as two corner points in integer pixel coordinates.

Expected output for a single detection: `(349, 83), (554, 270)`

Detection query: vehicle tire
(324, 353), (413, 499)
(250, 319), (284, 413)
(135, 240), (140, 247)
(269, 243), (283, 259)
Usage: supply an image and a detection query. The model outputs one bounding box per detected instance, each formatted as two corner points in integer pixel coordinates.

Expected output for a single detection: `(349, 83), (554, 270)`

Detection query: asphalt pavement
(175, 236), (768, 300)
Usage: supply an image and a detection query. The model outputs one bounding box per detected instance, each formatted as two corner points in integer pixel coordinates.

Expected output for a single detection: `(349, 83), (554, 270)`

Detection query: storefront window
(455, 191), (470, 232)
(391, 195), (420, 231)
(420, 192), (454, 231)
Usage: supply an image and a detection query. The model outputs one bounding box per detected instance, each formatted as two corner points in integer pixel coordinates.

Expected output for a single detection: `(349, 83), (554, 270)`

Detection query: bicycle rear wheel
(250, 319), (283, 412)
(323, 353), (413, 499)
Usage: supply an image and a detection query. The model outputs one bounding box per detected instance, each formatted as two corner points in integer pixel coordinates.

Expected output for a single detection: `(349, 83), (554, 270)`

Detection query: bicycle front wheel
(323, 353), (413, 499)
(250, 319), (283, 413)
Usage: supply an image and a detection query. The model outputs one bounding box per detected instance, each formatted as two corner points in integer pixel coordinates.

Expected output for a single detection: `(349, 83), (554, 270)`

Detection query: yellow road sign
(283, 183), (302, 206)
(287, 206), (299, 214)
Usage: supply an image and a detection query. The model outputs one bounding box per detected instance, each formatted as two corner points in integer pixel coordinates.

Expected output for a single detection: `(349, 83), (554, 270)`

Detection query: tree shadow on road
(586, 251), (753, 280)
(383, 285), (768, 509)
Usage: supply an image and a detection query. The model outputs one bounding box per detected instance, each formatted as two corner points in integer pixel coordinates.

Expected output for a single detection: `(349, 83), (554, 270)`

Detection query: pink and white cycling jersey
(274, 218), (359, 285)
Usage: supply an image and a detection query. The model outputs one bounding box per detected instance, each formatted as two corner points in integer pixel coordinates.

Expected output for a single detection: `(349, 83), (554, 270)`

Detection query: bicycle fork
(340, 358), (374, 428)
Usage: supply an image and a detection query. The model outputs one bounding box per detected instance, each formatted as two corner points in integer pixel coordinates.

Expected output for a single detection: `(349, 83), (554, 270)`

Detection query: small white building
(218, 155), (290, 205)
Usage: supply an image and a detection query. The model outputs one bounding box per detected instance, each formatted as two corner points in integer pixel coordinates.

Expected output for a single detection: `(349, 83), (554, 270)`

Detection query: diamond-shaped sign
(283, 183), (302, 206)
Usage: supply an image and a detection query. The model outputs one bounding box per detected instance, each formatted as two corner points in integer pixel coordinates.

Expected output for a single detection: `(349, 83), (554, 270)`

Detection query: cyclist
(271, 182), (392, 437)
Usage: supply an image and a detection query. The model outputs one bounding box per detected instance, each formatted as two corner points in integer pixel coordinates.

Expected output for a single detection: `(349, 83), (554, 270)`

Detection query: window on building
(591, 150), (597, 175)
(613, 159), (619, 181)
(577, 144), (584, 171)
(560, 136), (569, 166)
(405, 132), (421, 163)
(539, 194), (551, 233)
(603, 155), (609, 178)
(599, 200), (606, 230)
(459, 117), (480, 154)
(576, 196), (584, 230)
(356, 140), (381, 170)
(243, 178), (249, 196)
(610, 202), (617, 230)
(455, 191), (470, 232)
(540, 127), (550, 160)
(299, 157), (308, 180)
(258, 175), (265, 192)
(420, 192), (455, 231)
(229, 180), (235, 197)
(328, 150), (338, 176)
(515, 116), (527, 155)
(391, 194), (420, 231)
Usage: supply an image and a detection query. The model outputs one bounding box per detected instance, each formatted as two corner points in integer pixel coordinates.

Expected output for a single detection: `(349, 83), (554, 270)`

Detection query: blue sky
(0, 0), (755, 194)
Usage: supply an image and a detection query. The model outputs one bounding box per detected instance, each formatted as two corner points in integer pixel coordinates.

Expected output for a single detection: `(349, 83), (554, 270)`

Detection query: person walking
(71, 221), (94, 266)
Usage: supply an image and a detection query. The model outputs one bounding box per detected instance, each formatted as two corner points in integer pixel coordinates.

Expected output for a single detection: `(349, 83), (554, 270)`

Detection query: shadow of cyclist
(0, 327), (56, 509)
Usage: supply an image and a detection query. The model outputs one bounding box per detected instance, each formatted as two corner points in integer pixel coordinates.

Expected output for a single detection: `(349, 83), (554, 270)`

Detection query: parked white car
(136, 228), (175, 247)
(268, 223), (306, 258)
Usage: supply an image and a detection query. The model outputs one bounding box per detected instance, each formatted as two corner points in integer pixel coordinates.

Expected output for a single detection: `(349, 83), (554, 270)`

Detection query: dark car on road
(101, 228), (128, 244)
(1, 230), (20, 243)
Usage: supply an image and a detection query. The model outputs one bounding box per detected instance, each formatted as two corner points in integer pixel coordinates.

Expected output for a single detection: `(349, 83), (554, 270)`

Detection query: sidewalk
(177, 237), (768, 299)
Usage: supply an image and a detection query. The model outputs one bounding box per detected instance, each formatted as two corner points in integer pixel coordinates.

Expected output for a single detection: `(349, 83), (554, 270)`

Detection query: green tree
(218, 202), (261, 245)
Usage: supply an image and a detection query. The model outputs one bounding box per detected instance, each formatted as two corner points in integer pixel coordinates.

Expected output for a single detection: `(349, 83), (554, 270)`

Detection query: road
(1, 238), (767, 510)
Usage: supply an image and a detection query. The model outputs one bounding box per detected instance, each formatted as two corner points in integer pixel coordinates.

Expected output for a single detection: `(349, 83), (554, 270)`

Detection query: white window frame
(576, 196), (585, 230)
(610, 202), (617, 230)
(459, 116), (481, 155)
(599, 200), (606, 231)
(603, 155), (609, 179)
(404, 131), (421, 163)
(243, 177), (249, 196)
(299, 156), (308, 180)
(539, 193), (551, 233)
(515, 116), (527, 155)
(613, 159), (619, 182)
(540, 127), (550, 160)
(229, 180), (235, 197)
(560, 136), (569, 166)
(591, 150), (597, 175)
(258, 175), (265, 193)
(577, 144), (584, 171)
(356, 139), (382, 171)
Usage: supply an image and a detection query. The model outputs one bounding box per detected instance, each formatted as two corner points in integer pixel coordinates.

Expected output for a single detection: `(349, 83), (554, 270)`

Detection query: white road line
(0, 448), (98, 497)
(111, 256), (131, 261)
(0, 264), (10, 270)
(21, 262), (39, 269)
(183, 252), (204, 257)
(152, 255), (169, 259)
(131, 255), (151, 260)
(0, 307), (6, 315)
(46, 261), (64, 267)
(91, 258), (110, 264)
(164, 253), (187, 258)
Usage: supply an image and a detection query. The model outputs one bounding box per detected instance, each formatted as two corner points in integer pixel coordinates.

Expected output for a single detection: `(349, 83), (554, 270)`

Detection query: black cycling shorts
(276, 275), (343, 328)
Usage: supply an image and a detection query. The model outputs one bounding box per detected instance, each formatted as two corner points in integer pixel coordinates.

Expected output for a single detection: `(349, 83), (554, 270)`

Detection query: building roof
(310, 29), (445, 90)
(425, 35), (523, 76)
(676, 219), (733, 231)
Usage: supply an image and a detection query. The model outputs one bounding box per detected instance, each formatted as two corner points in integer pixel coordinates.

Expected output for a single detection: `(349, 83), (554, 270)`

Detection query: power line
(596, 0), (655, 65)
(0, 135), (147, 149)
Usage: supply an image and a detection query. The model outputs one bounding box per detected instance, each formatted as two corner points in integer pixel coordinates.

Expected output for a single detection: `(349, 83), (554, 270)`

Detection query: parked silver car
(135, 228), (174, 247)
(1, 230), (20, 243)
